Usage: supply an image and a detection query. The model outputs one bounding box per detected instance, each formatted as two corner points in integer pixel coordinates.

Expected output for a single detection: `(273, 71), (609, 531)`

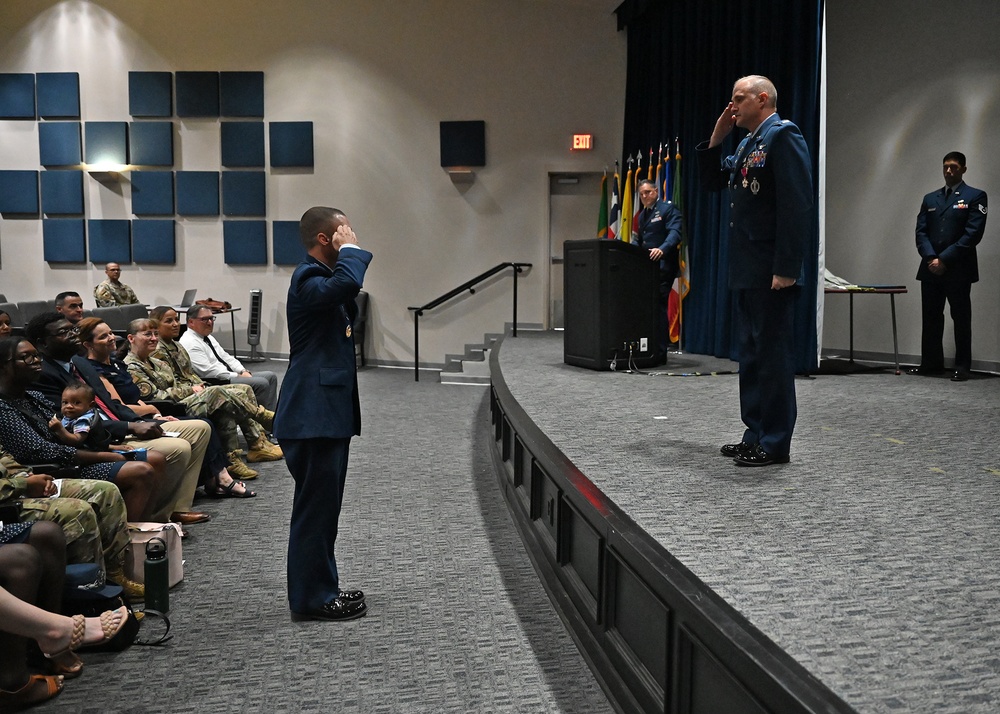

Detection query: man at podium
(634, 179), (683, 361)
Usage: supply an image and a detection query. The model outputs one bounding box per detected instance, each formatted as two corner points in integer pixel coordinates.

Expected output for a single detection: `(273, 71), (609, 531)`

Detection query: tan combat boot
(254, 405), (275, 431)
(107, 563), (145, 603)
(227, 451), (259, 480)
(247, 435), (283, 462)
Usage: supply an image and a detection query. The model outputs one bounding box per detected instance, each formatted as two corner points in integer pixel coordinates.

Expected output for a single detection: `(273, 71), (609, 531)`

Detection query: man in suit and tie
(276, 206), (372, 622)
(634, 179), (683, 360)
(697, 75), (814, 467)
(909, 152), (988, 382)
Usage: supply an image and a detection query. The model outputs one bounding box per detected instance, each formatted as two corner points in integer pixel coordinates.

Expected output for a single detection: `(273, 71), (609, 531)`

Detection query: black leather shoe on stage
(951, 369), (970, 382)
(734, 444), (790, 467)
(907, 366), (944, 376)
(720, 442), (755, 458)
(290, 597), (368, 622)
(339, 589), (366, 604)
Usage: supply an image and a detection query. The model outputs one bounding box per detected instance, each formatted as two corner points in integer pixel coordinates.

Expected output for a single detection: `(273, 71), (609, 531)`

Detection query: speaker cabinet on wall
(440, 120), (485, 168)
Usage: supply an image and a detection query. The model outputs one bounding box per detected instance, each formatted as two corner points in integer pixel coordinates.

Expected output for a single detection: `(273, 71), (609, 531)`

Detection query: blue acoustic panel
(88, 219), (132, 264)
(130, 170), (174, 216)
(43, 219), (86, 262)
(220, 72), (264, 117)
(85, 122), (129, 166)
(269, 122), (314, 167)
(39, 122), (82, 166)
(129, 122), (173, 166)
(132, 219), (176, 264)
(40, 170), (84, 215)
(222, 171), (265, 216)
(175, 171), (219, 216)
(272, 220), (306, 266)
(175, 71), (219, 117)
(223, 220), (267, 265)
(36, 72), (80, 118)
(0, 73), (35, 118)
(129, 72), (172, 117)
(0, 170), (39, 214)
(221, 121), (264, 167)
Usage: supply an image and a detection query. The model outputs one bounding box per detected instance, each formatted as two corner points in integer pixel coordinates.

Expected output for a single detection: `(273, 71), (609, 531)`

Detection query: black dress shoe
(951, 369), (970, 382)
(734, 444), (790, 467)
(907, 366), (944, 376)
(720, 442), (755, 458)
(339, 588), (366, 604)
(290, 597), (368, 622)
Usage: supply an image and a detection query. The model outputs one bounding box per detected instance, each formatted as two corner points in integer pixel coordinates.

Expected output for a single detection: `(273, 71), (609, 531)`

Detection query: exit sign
(572, 134), (593, 150)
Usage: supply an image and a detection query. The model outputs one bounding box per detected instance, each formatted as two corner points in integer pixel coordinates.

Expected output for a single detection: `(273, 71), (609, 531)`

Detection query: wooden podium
(563, 239), (660, 370)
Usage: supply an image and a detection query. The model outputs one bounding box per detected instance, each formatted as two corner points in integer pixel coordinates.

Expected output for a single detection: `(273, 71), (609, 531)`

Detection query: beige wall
(0, 0), (626, 366)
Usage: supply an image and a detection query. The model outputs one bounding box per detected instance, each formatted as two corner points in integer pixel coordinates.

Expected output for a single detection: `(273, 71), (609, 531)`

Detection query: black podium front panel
(563, 239), (659, 370)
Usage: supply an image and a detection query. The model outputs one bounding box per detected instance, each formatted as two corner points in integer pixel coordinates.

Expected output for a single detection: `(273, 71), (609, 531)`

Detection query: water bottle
(144, 537), (169, 613)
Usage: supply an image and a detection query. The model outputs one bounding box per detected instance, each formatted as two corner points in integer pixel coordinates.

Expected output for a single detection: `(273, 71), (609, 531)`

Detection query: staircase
(437, 333), (504, 385)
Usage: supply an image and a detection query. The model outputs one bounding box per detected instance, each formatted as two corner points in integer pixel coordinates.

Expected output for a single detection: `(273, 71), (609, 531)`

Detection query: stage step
(437, 333), (504, 384)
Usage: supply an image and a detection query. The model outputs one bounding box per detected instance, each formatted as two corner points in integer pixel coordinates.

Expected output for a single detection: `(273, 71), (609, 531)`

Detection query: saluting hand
(709, 101), (736, 148)
(331, 224), (359, 251)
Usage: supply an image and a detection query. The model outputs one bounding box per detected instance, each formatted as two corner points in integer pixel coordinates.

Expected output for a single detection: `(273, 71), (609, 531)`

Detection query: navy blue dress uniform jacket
(696, 113), (813, 287)
(273, 248), (373, 440)
(635, 199), (683, 275)
(915, 181), (987, 284)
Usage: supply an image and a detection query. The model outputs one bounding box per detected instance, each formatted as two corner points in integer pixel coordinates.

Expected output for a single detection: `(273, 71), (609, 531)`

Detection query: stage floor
(496, 331), (1000, 714)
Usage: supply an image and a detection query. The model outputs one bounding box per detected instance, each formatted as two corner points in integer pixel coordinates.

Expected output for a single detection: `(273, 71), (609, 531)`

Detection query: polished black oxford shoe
(734, 444), (790, 467)
(951, 369), (970, 382)
(720, 442), (755, 458)
(291, 597), (368, 622)
(339, 588), (366, 604)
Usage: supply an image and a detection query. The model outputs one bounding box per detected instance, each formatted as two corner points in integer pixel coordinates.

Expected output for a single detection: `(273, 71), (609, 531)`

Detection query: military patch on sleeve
(980, 204), (988, 214)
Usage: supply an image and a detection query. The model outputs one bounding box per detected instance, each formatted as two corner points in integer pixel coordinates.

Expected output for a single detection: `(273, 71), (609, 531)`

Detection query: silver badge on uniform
(750, 178), (760, 195)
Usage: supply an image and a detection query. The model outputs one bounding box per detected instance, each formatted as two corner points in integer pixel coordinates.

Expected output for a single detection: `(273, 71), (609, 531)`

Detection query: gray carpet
(37, 364), (612, 713)
(496, 331), (1000, 714)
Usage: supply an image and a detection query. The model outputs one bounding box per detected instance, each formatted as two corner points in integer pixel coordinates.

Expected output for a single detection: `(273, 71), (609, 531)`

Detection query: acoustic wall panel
(222, 171), (265, 216)
(85, 122), (128, 165)
(132, 219), (176, 264)
(271, 220), (304, 266)
(0, 73), (35, 118)
(129, 121), (173, 166)
(176, 71), (219, 117)
(43, 219), (86, 262)
(269, 121), (313, 167)
(130, 171), (174, 216)
(40, 170), (84, 215)
(39, 122), (82, 166)
(220, 71), (264, 117)
(129, 71), (173, 117)
(221, 121), (265, 167)
(36, 72), (80, 118)
(88, 219), (131, 264)
(175, 171), (219, 216)
(0, 170), (39, 214)
(223, 220), (267, 265)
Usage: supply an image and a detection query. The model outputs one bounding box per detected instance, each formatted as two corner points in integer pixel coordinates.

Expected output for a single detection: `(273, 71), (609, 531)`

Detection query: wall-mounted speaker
(245, 288), (265, 362)
(440, 120), (485, 168)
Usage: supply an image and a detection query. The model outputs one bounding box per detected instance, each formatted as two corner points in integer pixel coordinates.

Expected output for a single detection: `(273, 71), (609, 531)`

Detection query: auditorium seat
(16, 300), (51, 324)
(120, 303), (149, 325)
(90, 306), (127, 333)
(0, 302), (22, 333)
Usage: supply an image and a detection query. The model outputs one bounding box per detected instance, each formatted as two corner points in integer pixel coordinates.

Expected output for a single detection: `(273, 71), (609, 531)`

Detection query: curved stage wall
(487, 338), (854, 714)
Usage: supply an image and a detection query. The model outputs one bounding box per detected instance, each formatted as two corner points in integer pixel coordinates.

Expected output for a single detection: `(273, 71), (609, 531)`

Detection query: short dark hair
(54, 291), (82, 307)
(61, 383), (95, 402)
(299, 206), (346, 249)
(186, 305), (212, 322)
(25, 312), (66, 345)
(943, 151), (966, 167)
(0, 335), (25, 367)
(637, 179), (657, 190)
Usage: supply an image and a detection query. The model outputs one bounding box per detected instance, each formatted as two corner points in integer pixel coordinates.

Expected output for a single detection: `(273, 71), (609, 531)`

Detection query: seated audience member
(24, 313), (211, 525)
(126, 318), (278, 473)
(180, 305), (279, 412)
(49, 384), (115, 451)
(54, 292), (85, 325)
(93, 262), (140, 307)
(0, 337), (159, 523)
(0, 453), (143, 599)
(0, 310), (11, 338)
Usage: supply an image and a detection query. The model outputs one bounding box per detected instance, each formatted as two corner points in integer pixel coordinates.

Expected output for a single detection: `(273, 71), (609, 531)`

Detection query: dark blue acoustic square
(176, 71), (219, 117)
(0, 73), (35, 118)
(0, 170), (39, 215)
(41, 170), (84, 215)
(129, 72), (173, 117)
(221, 122), (265, 167)
(43, 219), (86, 262)
(39, 122), (82, 166)
(222, 171), (265, 216)
(36, 73), (80, 118)
(269, 122), (314, 167)
(131, 171), (174, 216)
(129, 122), (173, 166)
(175, 171), (219, 216)
(132, 219), (176, 264)
(272, 220), (305, 266)
(88, 219), (132, 264)
(220, 72), (264, 117)
(85, 122), (129, 166)
(223, 220), (267, 265)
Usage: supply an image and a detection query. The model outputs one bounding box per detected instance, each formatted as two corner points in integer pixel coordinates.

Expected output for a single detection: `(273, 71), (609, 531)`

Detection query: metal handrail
(407, 262), (531, 381)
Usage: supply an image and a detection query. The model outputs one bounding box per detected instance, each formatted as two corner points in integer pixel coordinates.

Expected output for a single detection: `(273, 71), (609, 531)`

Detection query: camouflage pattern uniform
(93, 279), (140, 307)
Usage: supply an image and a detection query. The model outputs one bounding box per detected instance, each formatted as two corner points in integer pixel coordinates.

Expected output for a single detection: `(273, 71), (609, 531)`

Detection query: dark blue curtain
(617, 0), (823, 372)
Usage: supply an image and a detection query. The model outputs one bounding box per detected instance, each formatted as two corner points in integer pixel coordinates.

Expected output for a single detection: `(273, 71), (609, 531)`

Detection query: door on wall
(548, 171), (604, 329)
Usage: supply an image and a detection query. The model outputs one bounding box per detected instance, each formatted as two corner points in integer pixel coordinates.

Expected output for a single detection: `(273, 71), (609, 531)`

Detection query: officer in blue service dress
(275, 206), (373, 621)
(909, 151), (988, 382)
(634, 179), (683, 360)
(696, 75), (814, 467)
